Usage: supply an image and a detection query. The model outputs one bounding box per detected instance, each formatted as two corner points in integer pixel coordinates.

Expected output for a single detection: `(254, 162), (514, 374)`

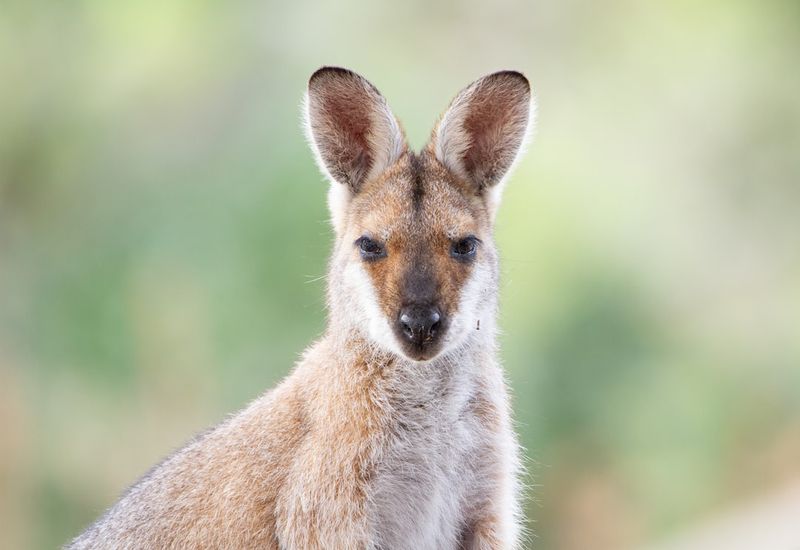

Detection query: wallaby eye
(355, 236), (386, 261)
(451, 236), (480, 261)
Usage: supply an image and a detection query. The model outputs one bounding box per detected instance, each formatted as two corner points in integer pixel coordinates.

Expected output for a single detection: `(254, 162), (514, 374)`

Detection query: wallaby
(67, 66), (534, 550)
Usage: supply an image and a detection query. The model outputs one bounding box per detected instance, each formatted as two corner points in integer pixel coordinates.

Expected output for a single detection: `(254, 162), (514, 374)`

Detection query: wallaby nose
(398, 305), (442, 346)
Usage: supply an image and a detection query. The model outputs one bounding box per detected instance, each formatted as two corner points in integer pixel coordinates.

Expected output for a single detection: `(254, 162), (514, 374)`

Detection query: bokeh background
(2, 1), (799, 548)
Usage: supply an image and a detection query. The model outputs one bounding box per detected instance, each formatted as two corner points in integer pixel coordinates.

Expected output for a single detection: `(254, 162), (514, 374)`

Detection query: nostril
(399, 313), (414, 338)
(428, 310), (441, 338)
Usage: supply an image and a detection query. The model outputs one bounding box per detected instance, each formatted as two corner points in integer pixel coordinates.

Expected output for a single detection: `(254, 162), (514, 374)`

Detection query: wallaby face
(306, 67), (531, 361)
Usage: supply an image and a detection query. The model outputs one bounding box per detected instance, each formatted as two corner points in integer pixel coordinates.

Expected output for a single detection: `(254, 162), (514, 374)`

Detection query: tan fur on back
(68, 67), (533, 550)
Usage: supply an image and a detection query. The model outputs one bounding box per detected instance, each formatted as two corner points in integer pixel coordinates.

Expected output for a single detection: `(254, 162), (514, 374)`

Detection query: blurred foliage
(1, 1), (799, 548)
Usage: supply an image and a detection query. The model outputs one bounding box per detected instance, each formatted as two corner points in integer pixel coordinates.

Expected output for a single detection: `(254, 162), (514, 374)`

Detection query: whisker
(304, 273), (328, 284)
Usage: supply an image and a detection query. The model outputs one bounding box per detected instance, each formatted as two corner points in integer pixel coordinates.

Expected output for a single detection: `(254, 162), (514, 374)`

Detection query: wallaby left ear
(429, 71), (533, 200)
(305, 67), (407, 194)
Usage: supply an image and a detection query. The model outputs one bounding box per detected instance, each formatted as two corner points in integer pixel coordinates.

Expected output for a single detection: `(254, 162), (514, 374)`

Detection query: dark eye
(356, 236), (386, 260)
(451, 236), (479, 261)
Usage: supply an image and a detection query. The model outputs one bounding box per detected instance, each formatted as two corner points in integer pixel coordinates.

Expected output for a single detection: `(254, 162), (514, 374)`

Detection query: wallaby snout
(397, 303), (444, 357)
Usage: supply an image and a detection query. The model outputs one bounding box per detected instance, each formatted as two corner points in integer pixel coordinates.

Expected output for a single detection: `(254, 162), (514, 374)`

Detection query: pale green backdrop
(1, 1), (799, 548)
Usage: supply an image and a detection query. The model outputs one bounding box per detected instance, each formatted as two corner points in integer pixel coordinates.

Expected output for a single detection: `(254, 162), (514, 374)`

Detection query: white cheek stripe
(344, 262), (406, 357)
(443, 261), (494, 353)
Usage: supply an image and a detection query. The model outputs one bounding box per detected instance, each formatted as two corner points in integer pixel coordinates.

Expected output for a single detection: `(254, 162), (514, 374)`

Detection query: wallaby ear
(429, 71), (532, 198)
(304, 67), (407, 194)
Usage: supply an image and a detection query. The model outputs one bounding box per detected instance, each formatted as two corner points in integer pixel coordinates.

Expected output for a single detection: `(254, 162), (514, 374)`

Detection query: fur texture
(68, 67), (534, 550)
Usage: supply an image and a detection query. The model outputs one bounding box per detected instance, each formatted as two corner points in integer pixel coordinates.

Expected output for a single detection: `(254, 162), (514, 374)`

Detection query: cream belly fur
(67, 66), (533, 549)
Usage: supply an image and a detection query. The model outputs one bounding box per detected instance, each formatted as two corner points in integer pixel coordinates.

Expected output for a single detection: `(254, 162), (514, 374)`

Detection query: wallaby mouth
(399, 343), (445, 362)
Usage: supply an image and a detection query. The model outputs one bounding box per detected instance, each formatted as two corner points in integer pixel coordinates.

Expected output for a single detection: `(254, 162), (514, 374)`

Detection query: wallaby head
(305, 67), (532, 362)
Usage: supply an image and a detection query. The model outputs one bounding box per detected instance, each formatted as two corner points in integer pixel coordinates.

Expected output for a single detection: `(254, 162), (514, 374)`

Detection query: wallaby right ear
(304, 67), (407, 193)
(429, 71), (532, 202)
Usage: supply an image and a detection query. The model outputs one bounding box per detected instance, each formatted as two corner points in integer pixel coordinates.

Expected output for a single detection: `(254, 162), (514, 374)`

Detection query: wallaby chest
(367, 368), (490, 550)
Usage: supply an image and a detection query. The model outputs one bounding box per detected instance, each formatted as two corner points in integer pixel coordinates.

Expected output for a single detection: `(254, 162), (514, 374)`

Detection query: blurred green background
(2, 1), (799, 548)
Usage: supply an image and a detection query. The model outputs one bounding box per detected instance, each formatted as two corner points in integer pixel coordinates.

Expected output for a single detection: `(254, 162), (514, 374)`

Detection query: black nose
(398, 305), (442, 346)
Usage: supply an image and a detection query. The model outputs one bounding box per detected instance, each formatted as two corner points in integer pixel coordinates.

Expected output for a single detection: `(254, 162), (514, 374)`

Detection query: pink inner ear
(317, 92), (374, 190)
(324, 93), (371, 154)
(433, 72), (531, 193)
(462, 93), (517, 189)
